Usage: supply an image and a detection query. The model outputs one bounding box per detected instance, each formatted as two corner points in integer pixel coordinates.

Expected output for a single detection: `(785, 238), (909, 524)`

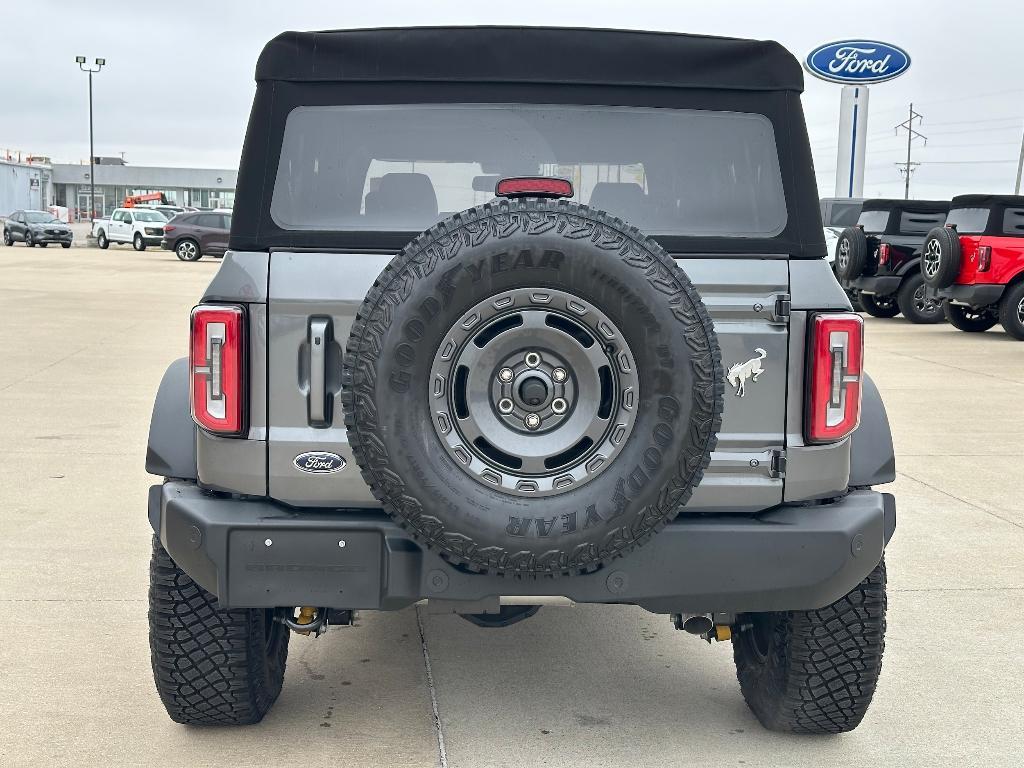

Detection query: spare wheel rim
(429, 288), (639, 497)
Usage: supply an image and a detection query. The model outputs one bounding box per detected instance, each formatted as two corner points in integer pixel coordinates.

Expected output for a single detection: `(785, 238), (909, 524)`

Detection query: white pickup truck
(92, 207), (169, 251)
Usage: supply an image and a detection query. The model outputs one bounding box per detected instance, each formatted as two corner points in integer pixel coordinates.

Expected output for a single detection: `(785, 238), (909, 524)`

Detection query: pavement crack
(416, 605), (449, 768)
(897, 470), (1023, 531)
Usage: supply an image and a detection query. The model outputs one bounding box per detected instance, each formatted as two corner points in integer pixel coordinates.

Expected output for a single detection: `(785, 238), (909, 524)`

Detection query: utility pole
(895, 103), (926, 199)
(75, 56), (105, 222)
(1015, 121), (1024, 195)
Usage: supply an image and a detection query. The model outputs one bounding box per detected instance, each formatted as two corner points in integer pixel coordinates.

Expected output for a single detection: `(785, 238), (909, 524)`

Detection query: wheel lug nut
(551, 398), (567, 414)
(524, 413), (541, 430)
(498, 367), (514, 383)
(524, 352), (541, 368)
(498, 398), (514, 414)
(552, 368), (567, 383)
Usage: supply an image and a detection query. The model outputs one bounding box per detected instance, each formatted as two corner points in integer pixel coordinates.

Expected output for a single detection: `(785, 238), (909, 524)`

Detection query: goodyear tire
(835, 227), (867, 281)
(734, 558), (887, 734)
(943, 301), (997, 333)
(149, 537), (289, 724)
(921, 226), (960, 288)
(342, 198), (723, 576)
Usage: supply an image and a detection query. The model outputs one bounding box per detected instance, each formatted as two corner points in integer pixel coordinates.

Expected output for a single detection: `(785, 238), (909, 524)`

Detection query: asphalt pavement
(1, 245), (1021, 767)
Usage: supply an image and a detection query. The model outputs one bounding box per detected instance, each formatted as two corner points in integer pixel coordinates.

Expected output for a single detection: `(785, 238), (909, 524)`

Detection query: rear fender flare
(849, 373), (895, 487)
(146, 357), (197, 484)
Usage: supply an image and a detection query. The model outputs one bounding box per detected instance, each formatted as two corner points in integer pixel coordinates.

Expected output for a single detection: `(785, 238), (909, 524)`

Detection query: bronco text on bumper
(145, 27), (896, 734)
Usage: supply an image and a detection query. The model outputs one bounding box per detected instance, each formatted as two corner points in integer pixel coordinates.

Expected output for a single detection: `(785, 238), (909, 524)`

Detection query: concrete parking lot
(1, 246), (1022, 767)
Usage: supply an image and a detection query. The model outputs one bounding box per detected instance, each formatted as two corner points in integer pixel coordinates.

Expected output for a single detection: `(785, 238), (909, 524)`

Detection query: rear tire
(133, 233), (146, 251)
(149, 536), (289, 725)
(97, 231), (109, 249)
(897, 273), (944, 324)
(997, 282), (1024, 340)
(175, 238), (202, 261)
(943, 301), (997, 332)
(859, 293), (900, 318)
(733, 558), (887, 734)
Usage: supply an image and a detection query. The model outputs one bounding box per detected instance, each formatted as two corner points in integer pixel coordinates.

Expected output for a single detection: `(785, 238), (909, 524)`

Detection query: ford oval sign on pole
(805, 40), (911, 85)
(806, 40), (911, 199)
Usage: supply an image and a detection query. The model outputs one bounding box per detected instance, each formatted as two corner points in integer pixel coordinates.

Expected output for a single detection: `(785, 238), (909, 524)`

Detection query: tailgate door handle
(308, 317), (330, 426)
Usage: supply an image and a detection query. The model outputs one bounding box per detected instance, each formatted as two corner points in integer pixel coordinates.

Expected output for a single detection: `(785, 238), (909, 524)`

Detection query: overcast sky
(3, 0), (1022, 200)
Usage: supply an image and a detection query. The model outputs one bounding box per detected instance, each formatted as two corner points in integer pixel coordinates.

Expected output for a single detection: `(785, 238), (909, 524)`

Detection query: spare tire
(835, 227), (868, 281)
(921, 226), (961, 288)
(342, 198), (723, 576)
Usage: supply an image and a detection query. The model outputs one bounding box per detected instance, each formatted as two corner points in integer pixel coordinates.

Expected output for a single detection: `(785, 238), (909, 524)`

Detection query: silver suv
(145, 27), (895, 734)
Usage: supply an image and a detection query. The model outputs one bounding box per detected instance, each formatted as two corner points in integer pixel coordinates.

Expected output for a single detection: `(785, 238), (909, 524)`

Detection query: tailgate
(265, 253), (788, 512)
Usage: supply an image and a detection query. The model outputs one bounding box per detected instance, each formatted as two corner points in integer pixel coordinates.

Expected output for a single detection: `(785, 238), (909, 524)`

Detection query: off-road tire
(897, 272), (944, 324)
(859, 293), (900, 318)
(835, 227), (867, 281)
(733, 558), (887, 734)
(921, 226), (960, 288)
(149, 536), (289, 725)
(133, 232), (146, 251)
(943, 301), (997, 333)
(997, 282), (1024, 340)
(97, 231), (109, 249)
(342, 198), (723, 577)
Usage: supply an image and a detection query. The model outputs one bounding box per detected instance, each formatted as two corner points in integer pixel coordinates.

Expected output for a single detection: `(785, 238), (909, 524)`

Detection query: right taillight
(978, 245), (992, 272)
(190, 304), (245, 435)
(164, 224), (176, 234)
(806, 312), (864, 444)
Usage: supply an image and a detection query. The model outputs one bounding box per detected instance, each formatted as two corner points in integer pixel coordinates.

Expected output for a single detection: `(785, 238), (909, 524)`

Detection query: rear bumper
(927, 283), (1005, 308)
(842, 275), (902, 295)
(151, 481), (895, 614)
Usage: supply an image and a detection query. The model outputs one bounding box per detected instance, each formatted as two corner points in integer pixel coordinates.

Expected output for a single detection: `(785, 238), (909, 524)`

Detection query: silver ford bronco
(146, 27), (896, 734)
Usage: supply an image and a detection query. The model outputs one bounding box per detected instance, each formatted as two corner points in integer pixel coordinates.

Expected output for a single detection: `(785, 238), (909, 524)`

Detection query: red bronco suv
(922, 194), (1024, 339)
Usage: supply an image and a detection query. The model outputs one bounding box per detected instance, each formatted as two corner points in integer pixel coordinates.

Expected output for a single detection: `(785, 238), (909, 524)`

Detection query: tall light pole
(75, 56), (105, 222)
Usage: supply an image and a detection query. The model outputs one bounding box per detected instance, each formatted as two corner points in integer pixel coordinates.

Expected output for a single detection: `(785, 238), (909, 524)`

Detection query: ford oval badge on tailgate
(293, 451), (346, 474)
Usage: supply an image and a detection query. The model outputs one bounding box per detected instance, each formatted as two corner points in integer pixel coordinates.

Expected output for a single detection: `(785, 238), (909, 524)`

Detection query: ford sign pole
(805, 41), (911, 199)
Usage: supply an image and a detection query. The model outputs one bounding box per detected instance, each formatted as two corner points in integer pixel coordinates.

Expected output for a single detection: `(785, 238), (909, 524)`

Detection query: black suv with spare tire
(835, 198), (950, 322)
(145, 27), (896, 734)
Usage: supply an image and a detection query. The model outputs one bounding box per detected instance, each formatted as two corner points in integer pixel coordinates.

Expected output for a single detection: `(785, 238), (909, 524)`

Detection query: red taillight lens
(164, 225), (176, 234)
(806, 313), (864, 444)
(190, 304), (245, 435)
(878, 243), (891, 265)
(495, 176), (574, 199)
(978, 245), (992, 272)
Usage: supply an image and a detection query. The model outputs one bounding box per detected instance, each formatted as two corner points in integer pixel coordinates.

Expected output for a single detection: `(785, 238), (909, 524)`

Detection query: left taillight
(977, 245), (992, 272)
(806, 312), (864, 444)
(878, 243), (891, 266)
(190, 304), (245, 435)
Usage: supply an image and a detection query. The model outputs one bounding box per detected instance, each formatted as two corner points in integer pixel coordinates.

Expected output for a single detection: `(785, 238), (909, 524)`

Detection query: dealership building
(50, 158), (237, 219)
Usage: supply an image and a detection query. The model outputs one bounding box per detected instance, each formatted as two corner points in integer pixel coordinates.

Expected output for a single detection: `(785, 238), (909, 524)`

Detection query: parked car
(819, 196), (863, 266)
(922, 194), (1024, 339)
(2, 210), (73, 248)
(835, 198), (949, 322)
(153, 205), (188, 221)
(145, 27), (895, 734)
(91, 207), (168, 251)
(160, 211), (231, 261)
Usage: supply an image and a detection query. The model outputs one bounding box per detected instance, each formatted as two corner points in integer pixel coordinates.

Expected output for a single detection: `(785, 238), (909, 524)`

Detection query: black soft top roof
(256, 26), (803, 92)
(950, 194), (1024, 209)
(860, 198), (950, 214)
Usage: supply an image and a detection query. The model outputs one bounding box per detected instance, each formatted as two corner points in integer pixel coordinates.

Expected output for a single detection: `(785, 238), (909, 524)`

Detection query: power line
(895, 103), (926, 199)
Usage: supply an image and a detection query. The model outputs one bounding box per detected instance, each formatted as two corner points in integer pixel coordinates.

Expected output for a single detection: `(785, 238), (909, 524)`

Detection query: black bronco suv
(146, 27), (896, 734)
(835, 198), (950, 322)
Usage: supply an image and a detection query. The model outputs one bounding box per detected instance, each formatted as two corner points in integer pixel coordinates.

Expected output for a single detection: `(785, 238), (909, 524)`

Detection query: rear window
(824, 201), (862, 227)
(899, 210), (946, 235)
(1003, 208), (1024, 235)
(946, 207), (990, 234)
(270, 103), (788, 238)
(857, 210), (891, 233)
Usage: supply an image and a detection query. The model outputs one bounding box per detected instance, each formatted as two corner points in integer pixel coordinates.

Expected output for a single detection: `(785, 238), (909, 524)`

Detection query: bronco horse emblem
(727, 348), (767, 397)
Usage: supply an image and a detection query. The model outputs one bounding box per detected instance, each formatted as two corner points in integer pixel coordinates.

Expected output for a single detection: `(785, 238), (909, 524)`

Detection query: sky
(2, 0), (1022, 201)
